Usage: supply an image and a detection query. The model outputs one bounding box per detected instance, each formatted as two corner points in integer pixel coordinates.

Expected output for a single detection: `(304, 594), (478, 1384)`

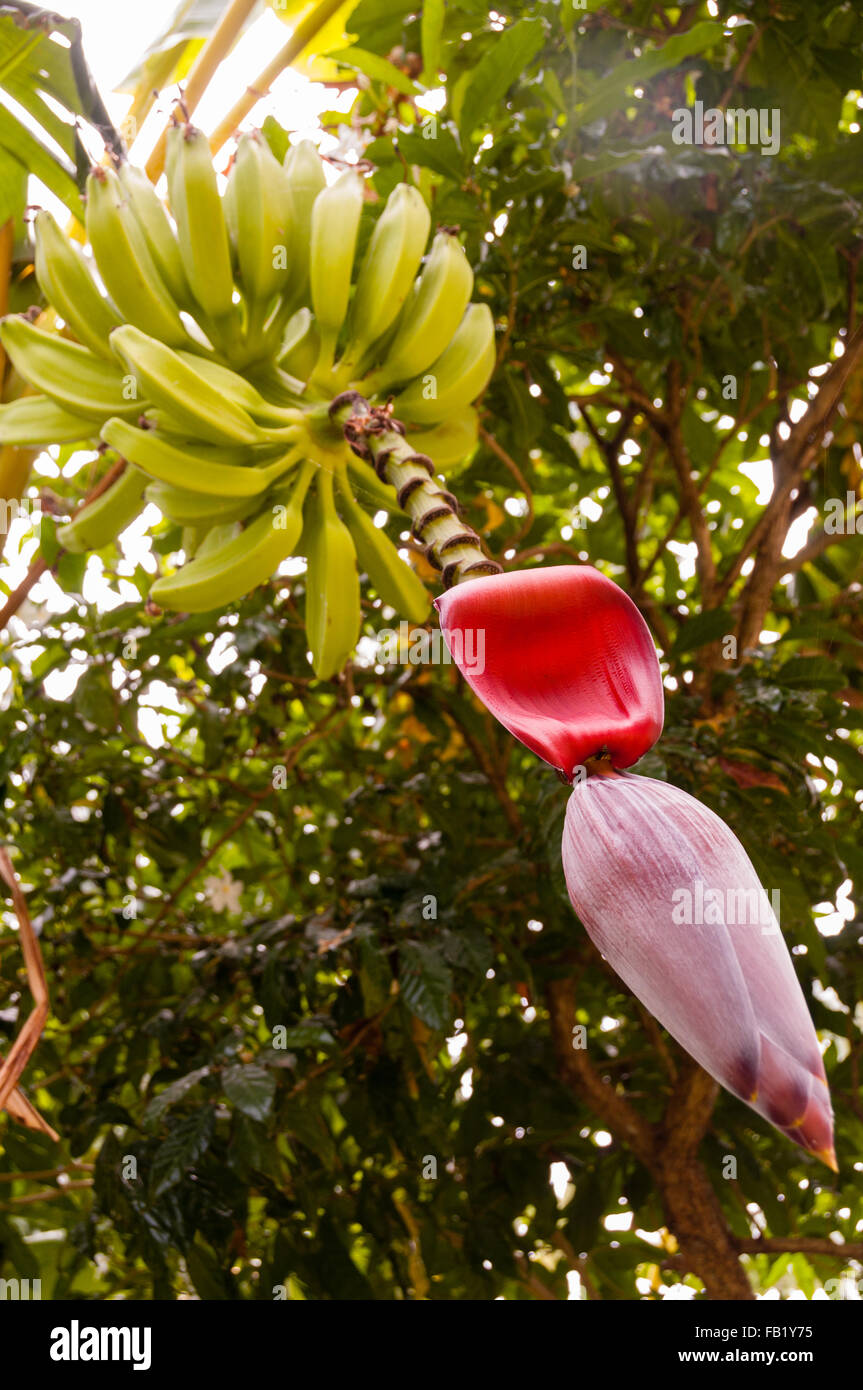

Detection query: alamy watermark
(672, 878), (781, 934)
(672, 101), (780, 157)
(376, 621), (485, 673)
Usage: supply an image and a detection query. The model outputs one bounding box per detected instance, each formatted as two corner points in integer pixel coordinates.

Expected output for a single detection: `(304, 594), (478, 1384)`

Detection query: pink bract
(562, 771), (835, 1166)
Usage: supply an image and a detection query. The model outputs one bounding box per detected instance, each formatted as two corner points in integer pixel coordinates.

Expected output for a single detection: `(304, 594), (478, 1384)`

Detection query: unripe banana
(110, 326), (272, 445)
(339, 183), (431, 375)
(101, 417), (301, 497)
(85, 167), (188, 347)
(165, 123), (236, 324)
(392, 304), (495, 425)
(309, 171), (364, 378)
(0, 317), (142, 420)
(188, 519), (243, 560)
(364, 231), (474, 394)
(282, 139), (327, 312)
(278, 307), (319, 381)
(57, 464), (148, 553)
(150, 460), (315, 612)
(0, 394), (98, 446)
(146, 482), (260, 527)
(116, 161), (191, 307)
(406, 408), (480, 471)
(337, 473), (429, 622)
(303, 465), (361, 679)
(33, 210), (122, 359)
(173, 349), (303, 426)
(224, 131), (294, 311)
(346, 454), (405, 513)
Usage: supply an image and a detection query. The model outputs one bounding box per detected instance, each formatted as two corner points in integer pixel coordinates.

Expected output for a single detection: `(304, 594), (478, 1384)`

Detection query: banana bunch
(0, 131), (496, 676)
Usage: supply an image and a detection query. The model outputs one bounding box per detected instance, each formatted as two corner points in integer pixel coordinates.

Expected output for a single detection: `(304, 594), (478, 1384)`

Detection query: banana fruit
(117, 161), (190, 308)
(340, 183), (431, 376)
(146, 482), (260, 527)
(406, 409), (480, 471)
(279, 307), (320, 381)
(33, 210), (121, 358)
(11, 133), (493, 635)
(110, 326), (274, 445)
(150, 461), (315, 613)
(0, 317), (142, 420)
(392, 304), (495, 425)
(336, 472), (429, 622)
(225, 131), (294, 314)
(101, 417), (300, 497)
(57, 464), (148, 553)
(165, 123), (236, 325)
(309, 171), (364, 379)
(364, 231), (474, 393)
(303, 465), (362, 679)
(85, 167), (187, 347)
(281, 140), (327, 313)
(0, 394), (97, 445)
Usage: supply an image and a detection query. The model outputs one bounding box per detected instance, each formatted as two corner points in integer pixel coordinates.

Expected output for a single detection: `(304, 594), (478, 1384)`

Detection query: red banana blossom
(436, 564), (836, 1166)
(435, 565), (664, 778)
(563, 770), (835, 1167)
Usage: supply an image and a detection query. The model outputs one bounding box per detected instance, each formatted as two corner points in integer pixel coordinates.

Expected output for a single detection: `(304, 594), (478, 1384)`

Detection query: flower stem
(145, 0), (261, 180)
(208, 0), (349, 156)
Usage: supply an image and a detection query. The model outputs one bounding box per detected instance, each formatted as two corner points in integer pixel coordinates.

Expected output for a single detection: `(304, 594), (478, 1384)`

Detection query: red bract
(434, 566), (663, 778)
(562, 771), (836, 1167)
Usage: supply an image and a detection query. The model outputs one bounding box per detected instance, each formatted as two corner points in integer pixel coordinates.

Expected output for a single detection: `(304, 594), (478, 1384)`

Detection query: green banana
(185, 519), (243, 560)
(33, 210), (122, 359)
(337, 472), (429, 622)
(405, 408), (480, 470)
(278, 307), (319, 382)
(0, 394), (98, 445)
(110, 326), (274, 445)
(345, 454), (405, 513)
(0, 317), (143, 420)
(150, 460), (315, 612)
(224, 131), (294, 312)
(173, 349), (302, 426)
(309, 171), (364, 378)
(137, 410), (278, 456)
(102, 418), (301, 497)
(85, 167), (188, 347)
(392, 304), (495, 425)
(303, 464), (361, 679)
(57, 464), (148, 553)
(165, 123), (236, 324)
(339, 182), (431, 376)
(116, 161), (191, 307)
(146, 482), (261, 526)
(282, 140), (327, 312)
(363, 231), (474, 393)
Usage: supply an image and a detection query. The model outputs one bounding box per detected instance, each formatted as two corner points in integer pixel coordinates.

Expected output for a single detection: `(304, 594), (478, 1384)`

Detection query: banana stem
(145, 0), (261, 181)
(329, 395), (502, 588)
(208, 0), (350, 156)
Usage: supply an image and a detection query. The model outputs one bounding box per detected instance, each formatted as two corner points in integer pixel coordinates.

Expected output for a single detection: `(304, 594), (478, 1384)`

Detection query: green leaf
(330, 46), (418, 96)
(150, 1106), (215, 1197)
(390, 126), (465, 181)
(578, 21), (725, 127)
(223, 1062), (276, 1121)
(144, 1066), (211, 1126)
(458, 19), (546, 145)
(398, 941), (453, 1029)
(420, 0), (445, 84)
(671, 608), (736, 657)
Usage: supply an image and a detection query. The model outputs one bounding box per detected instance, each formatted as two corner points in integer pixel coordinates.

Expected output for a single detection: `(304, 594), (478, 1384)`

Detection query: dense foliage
(0, 0), (861, 1300)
